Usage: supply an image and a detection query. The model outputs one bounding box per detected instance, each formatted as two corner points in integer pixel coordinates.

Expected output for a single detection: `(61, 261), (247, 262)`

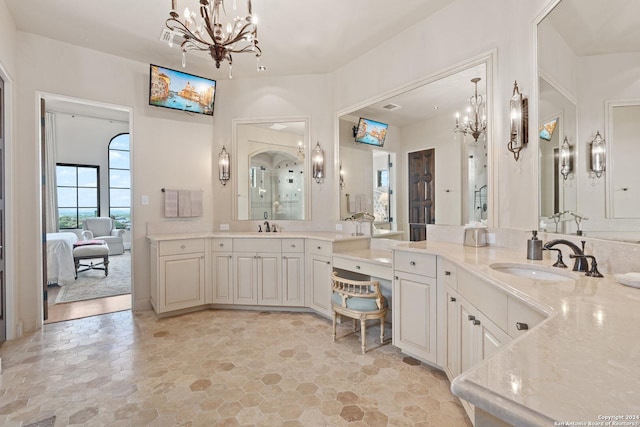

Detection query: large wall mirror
(337, 55), (493, 240)
(232, 117), (310, 220)
(537, 0), (640, 241)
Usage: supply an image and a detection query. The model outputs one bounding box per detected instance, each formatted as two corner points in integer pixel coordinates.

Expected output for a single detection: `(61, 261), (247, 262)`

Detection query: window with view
(56, 164), (99, 229)
(109, 133), (130, 230)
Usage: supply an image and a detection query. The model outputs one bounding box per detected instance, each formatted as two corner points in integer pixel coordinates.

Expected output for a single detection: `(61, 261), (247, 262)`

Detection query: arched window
(108, 133), (130, 230)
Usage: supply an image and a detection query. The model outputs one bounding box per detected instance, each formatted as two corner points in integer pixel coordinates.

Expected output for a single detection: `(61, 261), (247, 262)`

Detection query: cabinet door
(211, 252), (233, 304)
(309, 256), (332, 316)
(257, 253), (281, 305)
(393, 271), (437, 364)
(458, 296), (479, 373)
(234, 254), (257, 304)
(160, 253), (205, 312)
(477, 311), (512, 360)
(445, 286), (460, 378)
(282, 253), (304, 307)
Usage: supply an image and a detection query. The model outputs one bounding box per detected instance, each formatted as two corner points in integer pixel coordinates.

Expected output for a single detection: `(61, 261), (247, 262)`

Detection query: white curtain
(45, 112), (58, 232)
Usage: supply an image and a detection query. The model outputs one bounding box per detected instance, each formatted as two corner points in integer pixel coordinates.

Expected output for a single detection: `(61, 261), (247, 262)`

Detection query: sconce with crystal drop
(312, 142), (325, 184)
(560, 136), (573, 180)
(339, 161), (345, 189)
(219, 146), (230, 185)
(590, 131), (606, 178)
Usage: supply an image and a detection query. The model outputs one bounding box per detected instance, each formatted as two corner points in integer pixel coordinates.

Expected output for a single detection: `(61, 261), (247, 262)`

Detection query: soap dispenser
(527, 230), (543, 260)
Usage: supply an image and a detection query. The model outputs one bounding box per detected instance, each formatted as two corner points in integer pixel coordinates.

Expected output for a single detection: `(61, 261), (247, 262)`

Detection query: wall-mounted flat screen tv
(149, 64), (216, 116)
(354, 117), (388, 147)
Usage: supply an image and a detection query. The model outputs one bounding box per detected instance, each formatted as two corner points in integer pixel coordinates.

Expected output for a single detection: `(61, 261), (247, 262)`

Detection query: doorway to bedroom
(41, 95), (133, 323)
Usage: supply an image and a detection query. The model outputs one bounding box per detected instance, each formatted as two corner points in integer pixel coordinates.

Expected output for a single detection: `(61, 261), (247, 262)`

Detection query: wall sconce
(590, 131), (606, 178)
(560, 136), (573, 180)
(218, 146), (230, 185)
(297, 141), (305, 162)
(339, 161), (345, 189)
(507, 80), (528, 161)
(312, 141), (325, 184)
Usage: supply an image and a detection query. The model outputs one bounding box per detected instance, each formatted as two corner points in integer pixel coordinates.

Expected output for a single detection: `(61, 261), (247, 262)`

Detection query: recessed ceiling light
(433, 106), (439, 110)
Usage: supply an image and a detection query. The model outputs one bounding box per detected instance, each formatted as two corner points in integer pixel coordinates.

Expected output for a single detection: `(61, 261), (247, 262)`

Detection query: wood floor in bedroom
(44, 288), (131, 323)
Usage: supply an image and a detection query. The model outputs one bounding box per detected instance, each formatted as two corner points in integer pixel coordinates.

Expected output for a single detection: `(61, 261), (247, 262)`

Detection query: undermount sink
(489, 263), (576, 282)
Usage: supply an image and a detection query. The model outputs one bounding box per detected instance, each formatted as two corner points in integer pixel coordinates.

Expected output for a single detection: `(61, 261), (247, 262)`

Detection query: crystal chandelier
(454, 77), (487, 142)
(166, 0), (264, 78)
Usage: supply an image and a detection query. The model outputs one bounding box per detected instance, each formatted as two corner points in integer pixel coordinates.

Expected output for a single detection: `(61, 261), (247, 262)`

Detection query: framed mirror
(336, 54), (494, 240)
(232, 117), (310, 220)
(537, 0), (640, 241)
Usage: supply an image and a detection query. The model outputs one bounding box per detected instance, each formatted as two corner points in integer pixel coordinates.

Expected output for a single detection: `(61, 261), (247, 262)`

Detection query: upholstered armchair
(81, 217), (125, 255)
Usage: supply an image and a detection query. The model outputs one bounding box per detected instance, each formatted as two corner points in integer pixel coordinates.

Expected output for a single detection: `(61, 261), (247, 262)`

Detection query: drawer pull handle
(181, 245), (186, 249)
(356, 265), (361, 269)
(291, 244), (296, 248)
(317, 246), (322, 250)
(326, 261), (331, 265)
(219, 243), (224, 247)
(410, 261), (416, 266)
(450, 297), (456, 302)
(516, 322), (529, 331)
(468, 315), (476, 321)
(445, 271), (451, 276)
(394, 276), (398, 280)
(472, 319), (481, 326)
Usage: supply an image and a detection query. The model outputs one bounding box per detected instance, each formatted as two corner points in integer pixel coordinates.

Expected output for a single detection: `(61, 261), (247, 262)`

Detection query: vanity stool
(331, 272), (388, 354)
(73, 239), (109, 279)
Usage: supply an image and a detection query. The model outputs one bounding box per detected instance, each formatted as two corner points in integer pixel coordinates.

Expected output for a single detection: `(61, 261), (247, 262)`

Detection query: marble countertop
(147, 231), (370, 243)
(332, 248), (394, 267)
(393, 241), (640, 426)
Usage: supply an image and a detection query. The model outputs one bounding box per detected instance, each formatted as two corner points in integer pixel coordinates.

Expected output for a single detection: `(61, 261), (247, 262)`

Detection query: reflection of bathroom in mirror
(537, 0), (640, 241)
(338, 59), (491, 239)
(233, 118), (309, 221)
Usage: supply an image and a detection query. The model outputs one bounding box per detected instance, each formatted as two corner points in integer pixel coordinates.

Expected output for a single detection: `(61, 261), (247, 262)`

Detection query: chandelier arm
(167, 19), (213, 49)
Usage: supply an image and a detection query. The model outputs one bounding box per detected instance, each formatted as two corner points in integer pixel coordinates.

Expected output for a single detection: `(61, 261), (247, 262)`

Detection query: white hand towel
(164, 189), (178, 218)
(178, 190), (192, 218)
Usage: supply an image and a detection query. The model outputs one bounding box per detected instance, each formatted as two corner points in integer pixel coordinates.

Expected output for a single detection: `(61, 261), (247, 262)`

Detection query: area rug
(55, 252), (131, 304)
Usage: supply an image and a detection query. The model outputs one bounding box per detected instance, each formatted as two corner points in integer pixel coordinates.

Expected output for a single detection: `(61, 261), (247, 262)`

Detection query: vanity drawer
(458, 268), (508, 332)
(394, 251), (437, 277)
(441, 258), (457, 289)
(282, 238), (305, 253)
(332, 256), (393, 281)
(234, 238), (282, 253)
(507, 296), (547, 339)
(159, 238), (205, 256)
(308, 240), (333, 257)
(211, 238), (233, 252)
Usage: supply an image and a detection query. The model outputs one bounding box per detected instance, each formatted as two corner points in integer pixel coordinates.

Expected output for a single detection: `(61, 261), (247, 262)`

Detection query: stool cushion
(74, 244), (109, 257)
(331, 292), (388, 312)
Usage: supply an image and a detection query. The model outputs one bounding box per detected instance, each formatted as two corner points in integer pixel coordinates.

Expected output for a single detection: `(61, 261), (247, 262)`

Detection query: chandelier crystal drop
(166, 0), (264, 78)
(454, 77), (487, 142)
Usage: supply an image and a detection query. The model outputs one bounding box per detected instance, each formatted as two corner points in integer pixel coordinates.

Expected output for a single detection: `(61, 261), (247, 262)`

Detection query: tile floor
(0, 309), (471, 426)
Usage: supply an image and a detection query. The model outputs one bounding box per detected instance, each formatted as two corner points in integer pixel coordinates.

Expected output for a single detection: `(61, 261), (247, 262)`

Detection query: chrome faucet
(543, 239), (589, 272)
(264, 221), (271, 232)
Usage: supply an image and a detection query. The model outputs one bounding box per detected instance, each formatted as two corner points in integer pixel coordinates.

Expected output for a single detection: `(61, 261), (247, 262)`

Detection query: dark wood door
(0, 77), (5, 342)
(408, 149), (435, 241)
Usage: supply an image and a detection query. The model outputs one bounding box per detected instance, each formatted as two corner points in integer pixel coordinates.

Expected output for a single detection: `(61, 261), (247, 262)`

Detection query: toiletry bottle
(527, 230), (543, 260)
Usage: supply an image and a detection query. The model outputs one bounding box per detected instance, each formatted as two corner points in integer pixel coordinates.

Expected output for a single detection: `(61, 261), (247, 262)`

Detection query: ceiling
(5, 0), (455, 81)
(546, 0), (640, 57)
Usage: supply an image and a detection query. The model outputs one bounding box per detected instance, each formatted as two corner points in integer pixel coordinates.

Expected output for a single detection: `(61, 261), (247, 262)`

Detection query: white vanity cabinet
(281, 239), (305, 307)
(392, 250), (438, 364)
(150, 238), (206, 314)
(233, 239), (282, 305)
(210, 238), (233, 304)
(306, 239), (333, 316)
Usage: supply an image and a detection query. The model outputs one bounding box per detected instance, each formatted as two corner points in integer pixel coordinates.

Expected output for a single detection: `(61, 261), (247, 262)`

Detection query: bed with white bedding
(46, 232), (78, 285)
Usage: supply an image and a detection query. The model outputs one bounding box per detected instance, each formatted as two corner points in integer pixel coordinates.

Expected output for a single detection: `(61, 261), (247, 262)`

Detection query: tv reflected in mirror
(149, 64), (216, 116)
(355, 117), (388, 147)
